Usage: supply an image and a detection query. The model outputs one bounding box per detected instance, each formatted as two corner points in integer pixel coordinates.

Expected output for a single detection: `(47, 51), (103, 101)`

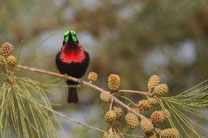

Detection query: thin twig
(16, 92), (143, 138)
(110, 99), (114, 110)
(112, 97), (145, 119)
(16, 92), (105, 132)
(119, 90), (148, 95)
(118, 95), (138, 107)
(155, 127), (162, 135)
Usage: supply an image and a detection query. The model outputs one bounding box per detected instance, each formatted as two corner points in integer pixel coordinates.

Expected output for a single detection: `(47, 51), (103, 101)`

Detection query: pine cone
(147, 75), (160, 89)
(105, 110), (117, 124)
(149, 98), (159, 106)
(138, 100), (152, 111)
(154, 84), (169, 96)
(108, 74), (120, 91)
(161, 128), (179, 138)
(125, 113), (140, 129)
(161, 109), (171, 120)
(0, 42), (14, 58)
(100, 91), (112, 102)
(150, 111), (164, 124)
(88, 72), (98, 81)
(113, 106), (123, 121)
(141, 118), (154, 133)
(7, 56), (17, 71)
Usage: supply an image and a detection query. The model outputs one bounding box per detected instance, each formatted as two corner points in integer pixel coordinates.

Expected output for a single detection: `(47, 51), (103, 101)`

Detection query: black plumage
(56, 31), (89, 104)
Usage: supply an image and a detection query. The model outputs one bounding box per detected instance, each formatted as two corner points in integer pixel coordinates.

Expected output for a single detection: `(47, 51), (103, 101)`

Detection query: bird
(56, 30), (90, 104)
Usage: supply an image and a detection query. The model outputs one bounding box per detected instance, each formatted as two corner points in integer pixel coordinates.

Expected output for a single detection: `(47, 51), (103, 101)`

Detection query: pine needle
(0, 76), (60, 138)
(162, 79), (208, 138)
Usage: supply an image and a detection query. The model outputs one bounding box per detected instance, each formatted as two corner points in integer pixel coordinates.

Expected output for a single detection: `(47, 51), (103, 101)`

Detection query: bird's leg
(77, 79), (83, 84)
(64, 74), (83, 84)
(63, 74), (69, 81)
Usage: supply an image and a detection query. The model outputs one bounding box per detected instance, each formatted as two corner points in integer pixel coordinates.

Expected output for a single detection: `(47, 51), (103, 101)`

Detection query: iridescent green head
(63, 30), (79, 44)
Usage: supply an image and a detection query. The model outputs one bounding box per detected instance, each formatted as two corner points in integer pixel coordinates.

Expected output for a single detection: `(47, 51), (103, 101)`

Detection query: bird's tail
(67, 88), (78, 104)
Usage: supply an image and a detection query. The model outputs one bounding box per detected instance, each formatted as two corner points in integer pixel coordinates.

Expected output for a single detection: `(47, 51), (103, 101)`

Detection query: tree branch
(17, 64), (146, 119)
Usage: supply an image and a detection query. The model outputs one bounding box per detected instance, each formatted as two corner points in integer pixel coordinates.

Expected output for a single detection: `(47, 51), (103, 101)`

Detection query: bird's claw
(64, 74), (68, 81)
(63, 74), (83, 84)
(77, 79), (83, 84)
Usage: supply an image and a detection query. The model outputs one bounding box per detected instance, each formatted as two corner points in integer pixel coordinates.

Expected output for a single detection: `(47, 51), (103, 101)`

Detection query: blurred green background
(1, 0), (208, 137)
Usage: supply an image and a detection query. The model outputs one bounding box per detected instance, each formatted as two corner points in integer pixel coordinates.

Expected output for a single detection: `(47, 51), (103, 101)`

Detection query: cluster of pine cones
(87, 73), (178, 138)
(0, 42), (17, 72)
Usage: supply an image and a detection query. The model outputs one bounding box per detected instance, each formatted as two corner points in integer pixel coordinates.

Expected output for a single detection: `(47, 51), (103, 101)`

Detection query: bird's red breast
(60, 42), (86, 63)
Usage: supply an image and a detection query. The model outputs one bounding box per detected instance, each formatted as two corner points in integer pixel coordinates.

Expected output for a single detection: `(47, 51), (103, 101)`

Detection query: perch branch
(17, 64), (146, 119)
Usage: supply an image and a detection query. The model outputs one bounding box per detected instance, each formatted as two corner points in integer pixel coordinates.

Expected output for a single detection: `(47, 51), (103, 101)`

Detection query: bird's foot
(63, 74), (69, 81)
(77, 79), (83, 84)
